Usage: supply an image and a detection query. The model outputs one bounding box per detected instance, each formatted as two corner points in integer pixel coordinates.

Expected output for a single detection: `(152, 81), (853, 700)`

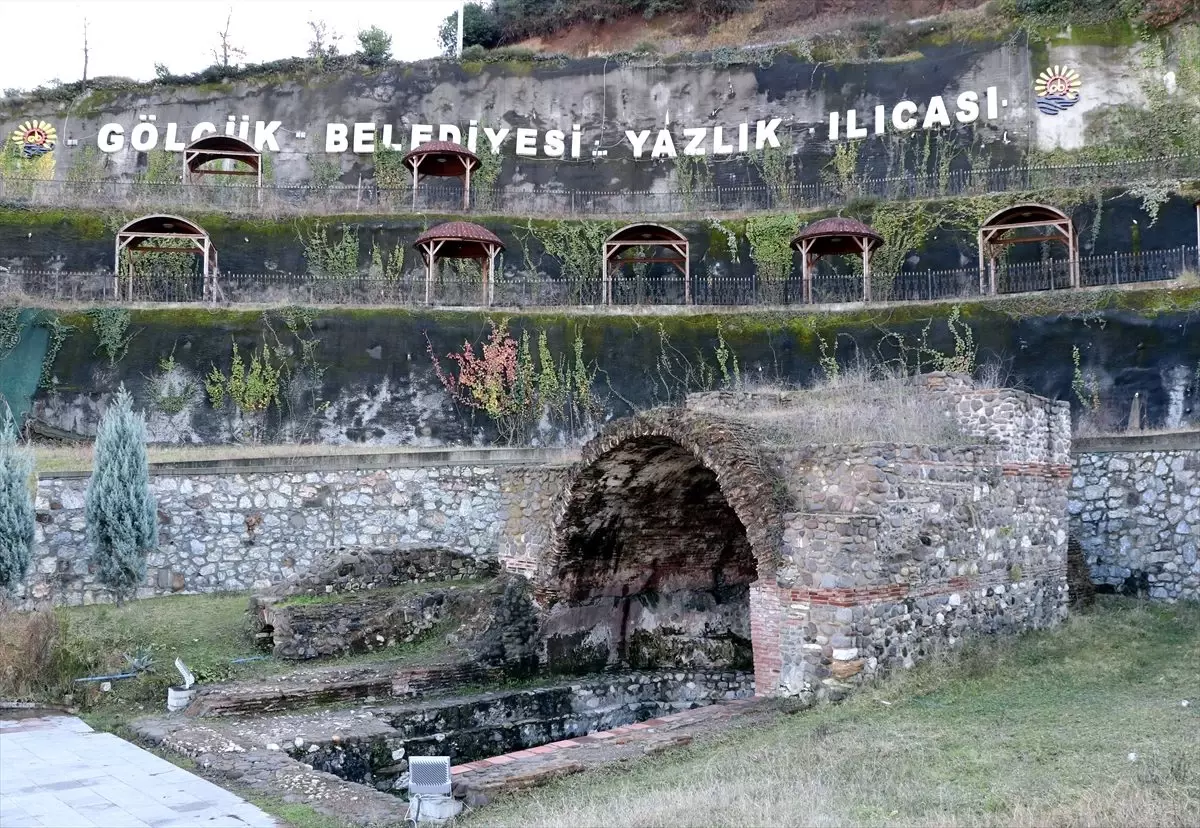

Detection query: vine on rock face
(301, 222), (360, 279)
(0, 306), (20, 363)
(428, 319), (601, 445)
(745, 214), (798, 294)
(1072, 345), (1102, 413)
(521, 219), (618, 299)
(205, 340), (283, 442)
(675, 154), (713, 210)
(87, 308), (136, 367)
(752, 140), (798, 206)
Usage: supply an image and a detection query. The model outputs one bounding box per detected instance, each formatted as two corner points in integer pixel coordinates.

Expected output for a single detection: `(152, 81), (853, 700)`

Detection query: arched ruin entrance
(539, 410), (781, 682)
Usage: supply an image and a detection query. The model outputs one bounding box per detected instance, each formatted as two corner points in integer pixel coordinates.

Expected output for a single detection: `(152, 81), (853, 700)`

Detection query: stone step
(187, 661), (504, 717)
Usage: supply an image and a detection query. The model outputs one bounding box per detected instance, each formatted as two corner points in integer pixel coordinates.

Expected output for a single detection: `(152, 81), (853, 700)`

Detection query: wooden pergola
(113, 214), (221, 304)
(414, 221), (505, 306)
(402, 141), (481, 211)
(790, 217), (884, 303)
(183, 134), (262, 187)
(602, 223), (690, 305)
(978, 203), (1077, 294)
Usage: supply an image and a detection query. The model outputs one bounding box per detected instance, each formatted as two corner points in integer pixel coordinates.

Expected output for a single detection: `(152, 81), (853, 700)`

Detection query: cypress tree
(0, 405), (35, 592)
(86, 385), (157, 602)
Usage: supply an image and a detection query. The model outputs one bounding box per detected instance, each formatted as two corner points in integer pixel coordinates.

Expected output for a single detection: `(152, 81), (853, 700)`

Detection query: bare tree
(82, 18), (89, 83)
(306, 19), (341, 70)
(213, 7), (246, 68)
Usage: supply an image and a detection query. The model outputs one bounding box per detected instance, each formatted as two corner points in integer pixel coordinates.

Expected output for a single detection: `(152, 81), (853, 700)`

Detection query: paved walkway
(0, 715), (279, 828)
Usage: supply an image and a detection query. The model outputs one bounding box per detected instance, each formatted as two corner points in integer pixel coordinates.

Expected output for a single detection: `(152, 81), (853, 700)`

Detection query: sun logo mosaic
(1035, 66), (1081, 116)
(10, 119), (57, 158)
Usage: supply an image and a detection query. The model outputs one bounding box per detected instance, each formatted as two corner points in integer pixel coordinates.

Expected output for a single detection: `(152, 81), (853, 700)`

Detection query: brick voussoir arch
(539, 408), (785, 600)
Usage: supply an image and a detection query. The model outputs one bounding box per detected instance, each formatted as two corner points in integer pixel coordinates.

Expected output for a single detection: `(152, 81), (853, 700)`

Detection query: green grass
(277, 578), (487, 606)
(468, 598), (1200, 828)
(0, 592), (462, 718)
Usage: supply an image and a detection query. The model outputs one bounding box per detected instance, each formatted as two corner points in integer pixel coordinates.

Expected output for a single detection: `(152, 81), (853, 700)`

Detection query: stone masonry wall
(16, 450), (575, 608)
(681, 376), (1073, 699)
(1070, 434), (1200, 602)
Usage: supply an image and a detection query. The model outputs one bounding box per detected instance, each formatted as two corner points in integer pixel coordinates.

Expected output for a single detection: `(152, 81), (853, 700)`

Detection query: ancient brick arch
(540, 408), (784, 600)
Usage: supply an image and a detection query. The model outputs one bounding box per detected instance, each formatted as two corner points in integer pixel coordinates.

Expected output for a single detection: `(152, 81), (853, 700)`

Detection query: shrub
(0, 406), (34, 592)
(357, 25), (393, 66)
(86, 385), (156, 603)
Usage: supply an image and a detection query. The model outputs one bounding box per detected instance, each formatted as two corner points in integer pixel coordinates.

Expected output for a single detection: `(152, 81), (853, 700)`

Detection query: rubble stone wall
(1070, 433), (1200, 603)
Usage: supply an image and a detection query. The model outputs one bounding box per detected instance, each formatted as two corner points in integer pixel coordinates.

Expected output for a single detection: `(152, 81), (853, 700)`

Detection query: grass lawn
(468, 598), (1200, 828)
(0, 592), (453, 718)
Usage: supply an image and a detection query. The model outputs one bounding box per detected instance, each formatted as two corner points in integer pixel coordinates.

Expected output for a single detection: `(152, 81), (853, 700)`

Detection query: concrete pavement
(0, 714), (279, 828)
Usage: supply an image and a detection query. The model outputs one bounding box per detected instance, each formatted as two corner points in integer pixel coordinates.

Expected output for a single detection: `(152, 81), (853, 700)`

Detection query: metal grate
(408, 756), (452, 796)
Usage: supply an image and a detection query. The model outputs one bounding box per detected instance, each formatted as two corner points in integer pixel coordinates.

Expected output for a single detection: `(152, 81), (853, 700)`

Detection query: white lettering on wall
(98, 124), (124, 152)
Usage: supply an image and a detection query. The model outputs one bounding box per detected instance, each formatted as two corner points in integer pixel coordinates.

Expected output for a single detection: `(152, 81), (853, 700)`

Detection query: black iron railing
(1, 154), (1198, 217)
(3, 247), (1194, 308)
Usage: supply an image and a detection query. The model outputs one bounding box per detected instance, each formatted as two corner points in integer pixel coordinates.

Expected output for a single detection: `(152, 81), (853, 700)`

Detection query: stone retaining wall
(1070, 433), (1200, 602)
(16, 449), (575, 607)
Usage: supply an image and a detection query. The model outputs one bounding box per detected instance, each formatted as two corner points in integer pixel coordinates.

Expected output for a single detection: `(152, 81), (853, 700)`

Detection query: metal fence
(2, 154), (1198, 218)
(4, 246), (1193, 308)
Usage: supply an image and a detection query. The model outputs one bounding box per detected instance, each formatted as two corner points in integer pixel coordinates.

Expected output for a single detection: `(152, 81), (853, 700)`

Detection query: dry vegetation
(695, 366), (975, 447)
(469, 598), (1200, 828)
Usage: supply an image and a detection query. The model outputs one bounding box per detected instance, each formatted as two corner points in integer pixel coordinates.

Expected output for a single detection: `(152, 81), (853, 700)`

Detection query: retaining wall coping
(1071, 431), (1200, 454)
(39, 446), (582, 480)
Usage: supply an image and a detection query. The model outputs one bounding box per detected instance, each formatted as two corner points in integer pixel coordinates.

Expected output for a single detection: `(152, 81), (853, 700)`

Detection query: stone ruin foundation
(501, 372), (1073, 701)
(166, 372), (1072, 814)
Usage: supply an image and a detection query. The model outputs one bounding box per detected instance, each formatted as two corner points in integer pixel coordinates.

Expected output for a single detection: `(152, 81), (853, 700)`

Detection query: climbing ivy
(87, 308), (136, 366)
(147, 348), (198, 416)
(205, 340), (283, 441)
(471, 149), (503, 210)
(373, 144), (411, 193)
(707, 219), (741, 263)
(675, 154), (713, 210)
(135, 149), (178, 185)
(368, 239), (405, 279)
(66, 146), (104, 182)
(37, 315), (73, 389)
(825, 140), (863, 198)
(745, 214), (798, 283)
(301, 222), (360, 279)
(521, 219), (618, 289)
(751, 140), (797, 206)
(307, 155), (342, 189)
(0, 306), (21, 363)
(1072, 345), (1101, 413)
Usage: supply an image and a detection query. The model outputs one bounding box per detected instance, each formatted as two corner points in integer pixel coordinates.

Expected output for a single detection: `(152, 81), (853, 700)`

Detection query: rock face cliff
(0, 32), (1173, 191)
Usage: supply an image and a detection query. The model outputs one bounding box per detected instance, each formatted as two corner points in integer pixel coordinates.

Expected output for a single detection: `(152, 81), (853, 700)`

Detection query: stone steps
(187, 661), (504, 717)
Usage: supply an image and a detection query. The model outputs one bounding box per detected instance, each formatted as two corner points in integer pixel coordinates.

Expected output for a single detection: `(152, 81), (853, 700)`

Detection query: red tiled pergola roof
(402, 141), (480, 178)
(415, 221), (504, 252)
(790, 217), (884, 255)
(790, 217), (885, 304)
(414, 222), (506, 306)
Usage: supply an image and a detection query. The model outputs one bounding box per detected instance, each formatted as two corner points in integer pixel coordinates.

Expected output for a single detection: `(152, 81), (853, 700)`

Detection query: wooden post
(800, 239), (812, 304)
(861, 237), (871, 303)
(603, 243), (612, 306)
(113, 235), (122, 300)
(464, 160), (473, 211)
(683, 244), (691, 305)
(410, 157), (422, 211)
(977, 229), (987, 295)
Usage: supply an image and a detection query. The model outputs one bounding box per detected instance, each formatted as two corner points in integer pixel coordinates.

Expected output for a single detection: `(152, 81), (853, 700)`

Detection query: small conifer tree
(0, 405), (35, 592)
(86, 385), (156, 602)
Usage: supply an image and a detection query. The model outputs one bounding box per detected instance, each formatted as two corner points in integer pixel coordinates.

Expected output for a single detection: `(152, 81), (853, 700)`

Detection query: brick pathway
(0, 715), (279, 828)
